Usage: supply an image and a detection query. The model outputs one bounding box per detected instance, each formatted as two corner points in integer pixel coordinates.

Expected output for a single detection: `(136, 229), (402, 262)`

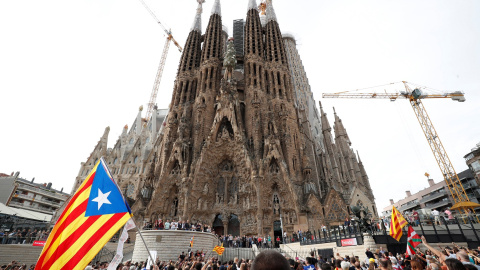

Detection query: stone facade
(72, 108), (168, 200)
(73, 0), (377, 238)
(131, 230), (218, 262)
(283, 34), (324, 154)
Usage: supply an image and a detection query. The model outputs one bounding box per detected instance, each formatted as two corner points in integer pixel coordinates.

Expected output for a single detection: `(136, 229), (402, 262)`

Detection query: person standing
(444, 208), (454, 224)
(432, 209), (440, 225)
(164, 219), (171, 230)
(413, 210), (420, 226)
(158, 219), (164, 230)
(303, 257), (316, 270)
(466, 209), (476, 224)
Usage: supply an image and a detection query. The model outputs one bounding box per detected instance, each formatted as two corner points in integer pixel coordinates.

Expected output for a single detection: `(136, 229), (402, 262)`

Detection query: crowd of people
(82, 236), (480, 270)
(0, 228), (50, 245)
(0, 261), (35, 270)
(1, 236), (480, 270)
(381, 208), (478, 229)
(143, 219), (213, 233)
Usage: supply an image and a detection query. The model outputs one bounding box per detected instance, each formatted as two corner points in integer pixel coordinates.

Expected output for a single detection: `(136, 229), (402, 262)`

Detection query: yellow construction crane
(137, 0), (183, 122)
(323, 81), (480, 220)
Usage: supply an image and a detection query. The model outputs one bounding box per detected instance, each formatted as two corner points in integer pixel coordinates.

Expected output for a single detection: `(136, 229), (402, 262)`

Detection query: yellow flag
(389, 206), (408, 241)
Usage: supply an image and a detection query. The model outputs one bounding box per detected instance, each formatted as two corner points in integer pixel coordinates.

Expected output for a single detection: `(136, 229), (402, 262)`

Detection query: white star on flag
(92, 189), (112, 210)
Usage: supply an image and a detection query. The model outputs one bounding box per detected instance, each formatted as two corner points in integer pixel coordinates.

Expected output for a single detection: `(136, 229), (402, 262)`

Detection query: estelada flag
(406, 226), (421, 255)
(213, 243), (225, 255)
(190, 236), (194, 247)
(389, 205), (408, 241)
(35, 158), (132, 270)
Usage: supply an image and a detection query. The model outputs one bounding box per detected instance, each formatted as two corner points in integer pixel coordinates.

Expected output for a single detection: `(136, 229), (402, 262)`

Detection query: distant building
(232, 19), (245, 56)
(464, 143), (480, 186)
(382, 169), (480, 217)
(0, 172), (69, 216)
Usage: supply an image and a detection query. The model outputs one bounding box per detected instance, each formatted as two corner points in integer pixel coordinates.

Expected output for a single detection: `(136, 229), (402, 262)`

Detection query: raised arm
(421, 236), (446, 262)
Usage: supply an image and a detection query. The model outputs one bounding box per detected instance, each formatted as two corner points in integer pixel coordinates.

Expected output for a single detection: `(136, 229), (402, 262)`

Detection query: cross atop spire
(265, 0), (277, 22)
(191, 0), (205, 32)
(211, 0), (221, 15)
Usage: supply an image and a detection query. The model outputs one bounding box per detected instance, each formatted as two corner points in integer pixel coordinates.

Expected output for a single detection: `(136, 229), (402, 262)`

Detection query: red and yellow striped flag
(389, 205), (408, 241)
(35, 159), (132, 270)
(213, 243), (225, 255)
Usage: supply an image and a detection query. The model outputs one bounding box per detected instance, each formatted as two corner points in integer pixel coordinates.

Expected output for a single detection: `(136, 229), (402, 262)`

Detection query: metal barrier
(299, 216), (480, 248)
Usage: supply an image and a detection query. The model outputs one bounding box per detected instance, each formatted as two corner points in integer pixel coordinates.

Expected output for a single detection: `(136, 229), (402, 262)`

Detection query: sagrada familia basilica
(73, 0), (377, 237)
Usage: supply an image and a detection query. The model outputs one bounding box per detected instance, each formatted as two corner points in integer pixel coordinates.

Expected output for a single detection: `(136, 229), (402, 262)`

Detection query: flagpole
(132, 218), (157, 266)
(100, 157), (156, 266)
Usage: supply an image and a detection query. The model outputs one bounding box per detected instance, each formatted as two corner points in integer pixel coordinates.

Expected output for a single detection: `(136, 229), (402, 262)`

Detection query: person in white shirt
(432, 209), (440, 225)
(171, 220), (178, 230)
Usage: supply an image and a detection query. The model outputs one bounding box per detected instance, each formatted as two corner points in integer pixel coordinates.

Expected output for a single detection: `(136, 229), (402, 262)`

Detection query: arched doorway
(227, 214), (240, 236)
(273, 220), (282, 247)
(212, 214), (224, 236)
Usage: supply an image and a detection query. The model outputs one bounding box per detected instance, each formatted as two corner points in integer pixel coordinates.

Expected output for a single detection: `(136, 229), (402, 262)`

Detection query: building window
(471, 161), (480, 172)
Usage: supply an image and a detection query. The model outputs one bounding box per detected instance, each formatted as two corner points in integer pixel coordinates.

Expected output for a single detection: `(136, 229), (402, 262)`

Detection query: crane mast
(403, 83), (469, 206)
(137, 0), (183, 122)
(145, 37), (171, 121)
(322, 81), (477, 220)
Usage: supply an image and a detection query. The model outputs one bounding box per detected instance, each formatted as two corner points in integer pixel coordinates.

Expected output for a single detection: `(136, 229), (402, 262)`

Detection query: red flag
(406, 226), (421, 255)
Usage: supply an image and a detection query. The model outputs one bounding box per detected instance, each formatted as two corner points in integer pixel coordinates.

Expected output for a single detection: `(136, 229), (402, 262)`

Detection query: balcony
(37, 198), (61, 207)
(420, 190), (448, 204)
(398, 201), (420, 212)
(9, 201), (55, 215)
(425, 199), (450, 209)
(14, 193), (35, 201)
(12, 194), (61, 208)
(462, 182), (478, 191)
(16, 183), (68, 201)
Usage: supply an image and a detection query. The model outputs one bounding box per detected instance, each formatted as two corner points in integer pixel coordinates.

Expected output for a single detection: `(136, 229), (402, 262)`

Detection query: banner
(32, 241), (46, 247)
(146, 250), (157, 269)
(340, 238), (357, 247)
(108, 218), (136, 270)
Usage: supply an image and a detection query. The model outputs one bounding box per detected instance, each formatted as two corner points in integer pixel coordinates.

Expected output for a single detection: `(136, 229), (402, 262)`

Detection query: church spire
(191, 0), (205, 32)
(264, 0), (286, 64)
(265, 0), (277, 22)
(248, 0), (258, 10)
(319, 101), (331, 132)
(201, 0), (223, 61)
(333, 108), (351, 145)
(178, 2), (203, 73)
(211, 0), (221, 15)
(245, 0), (264, 57)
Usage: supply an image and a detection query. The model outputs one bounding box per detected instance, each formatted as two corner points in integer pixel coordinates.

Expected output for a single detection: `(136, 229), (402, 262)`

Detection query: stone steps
(0, 245), (43, 266)
(132, 230), (219, 262)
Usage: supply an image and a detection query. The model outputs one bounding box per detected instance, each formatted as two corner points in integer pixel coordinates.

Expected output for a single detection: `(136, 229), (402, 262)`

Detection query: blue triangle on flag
(85, 162), (130, 217)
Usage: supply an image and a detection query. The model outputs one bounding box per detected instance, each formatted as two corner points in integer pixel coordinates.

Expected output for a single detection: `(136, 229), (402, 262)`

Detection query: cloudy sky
(1, 0), (479, 213)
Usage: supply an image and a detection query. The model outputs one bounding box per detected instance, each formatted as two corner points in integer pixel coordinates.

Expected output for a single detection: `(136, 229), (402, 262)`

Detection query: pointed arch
(215, 117), (234, 140)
